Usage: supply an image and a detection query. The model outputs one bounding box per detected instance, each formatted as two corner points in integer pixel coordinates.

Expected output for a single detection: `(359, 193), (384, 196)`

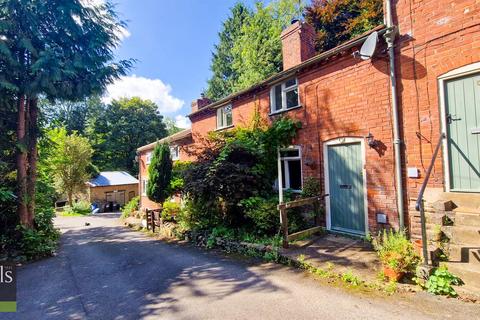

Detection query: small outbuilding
(87, 171), (139, 211)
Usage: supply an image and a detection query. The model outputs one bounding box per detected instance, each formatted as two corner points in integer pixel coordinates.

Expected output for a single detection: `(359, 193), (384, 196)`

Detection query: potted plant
(373, 229), (420, 281)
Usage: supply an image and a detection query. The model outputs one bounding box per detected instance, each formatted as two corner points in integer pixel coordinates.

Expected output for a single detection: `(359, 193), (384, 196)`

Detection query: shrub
(175, 199), (222, 231)
(301, 177), (321, 198)
(63, 200), (91, 216)
(122, 196), (140, 218)
(162, 201), (180, 222)
(240, 196), (279, 235)
(17, 207), (60, 260)
(372, 229), (420, 274)
(425, 266), (463, 297)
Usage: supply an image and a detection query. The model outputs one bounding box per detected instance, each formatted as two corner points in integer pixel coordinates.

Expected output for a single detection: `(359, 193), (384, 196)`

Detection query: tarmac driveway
(5, 213), (479, 319)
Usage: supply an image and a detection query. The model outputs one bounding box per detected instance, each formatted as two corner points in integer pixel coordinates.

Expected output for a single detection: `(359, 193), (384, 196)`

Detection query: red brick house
(137, 128), (194, 210)
(138, 0), (480, 286)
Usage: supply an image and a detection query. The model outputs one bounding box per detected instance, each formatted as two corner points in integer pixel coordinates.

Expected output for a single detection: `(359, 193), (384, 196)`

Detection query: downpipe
(385, 0), (405, 230)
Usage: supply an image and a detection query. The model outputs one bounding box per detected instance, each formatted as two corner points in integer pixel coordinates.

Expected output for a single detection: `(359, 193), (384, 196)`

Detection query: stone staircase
(409, 192), (480, 296)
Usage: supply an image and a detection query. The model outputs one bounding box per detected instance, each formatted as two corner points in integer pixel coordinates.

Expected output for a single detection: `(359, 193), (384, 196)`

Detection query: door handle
(472, 128), (480, 135)
(447, 114), (462, 124)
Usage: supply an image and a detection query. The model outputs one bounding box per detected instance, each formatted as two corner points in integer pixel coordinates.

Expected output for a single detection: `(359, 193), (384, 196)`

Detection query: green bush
(240, 196), (279, 235)
(162, 201), (180, 222)
(372, 229), (420, 273)
(121, 196), (139, 218)
(301, 177), (321, 198)
(18, 207), (60, 260)
(425, 266), (463, 297)
(175, 199), (222, 231)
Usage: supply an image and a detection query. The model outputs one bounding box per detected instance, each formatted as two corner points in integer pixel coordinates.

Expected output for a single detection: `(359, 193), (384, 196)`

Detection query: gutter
(188, 25), (387, 118)
(385, 0), (405, 230)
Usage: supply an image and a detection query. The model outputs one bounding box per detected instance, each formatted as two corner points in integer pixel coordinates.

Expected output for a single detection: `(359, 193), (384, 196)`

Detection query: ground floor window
(279, 146), (302, 191)
(170, 145), (180, 160)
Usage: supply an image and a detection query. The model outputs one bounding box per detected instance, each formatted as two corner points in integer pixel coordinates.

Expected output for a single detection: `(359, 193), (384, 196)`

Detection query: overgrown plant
(425, 266), (463, 297)
(372, 229), (420, 275)
(121, 196), (140, 218)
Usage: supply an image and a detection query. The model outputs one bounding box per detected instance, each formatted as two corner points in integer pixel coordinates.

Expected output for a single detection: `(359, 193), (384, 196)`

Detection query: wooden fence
(277, 195), (328, 248)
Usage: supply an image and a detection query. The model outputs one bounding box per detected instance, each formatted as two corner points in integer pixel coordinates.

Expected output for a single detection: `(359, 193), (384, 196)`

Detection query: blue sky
(104, 0), (261, 128)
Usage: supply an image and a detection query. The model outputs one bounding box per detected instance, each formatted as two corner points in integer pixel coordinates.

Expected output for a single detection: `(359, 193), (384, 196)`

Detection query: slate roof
(137, 128), (192, 152)
(88, 171), (138, 187)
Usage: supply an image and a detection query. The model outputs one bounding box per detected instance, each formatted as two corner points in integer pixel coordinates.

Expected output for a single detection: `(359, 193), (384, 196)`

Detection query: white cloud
(103, 75), (184, 114)
(175, 115), (191, 129)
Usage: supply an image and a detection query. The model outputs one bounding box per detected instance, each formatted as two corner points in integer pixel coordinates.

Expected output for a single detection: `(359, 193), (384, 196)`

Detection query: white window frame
(279, 146), (303, 192)
(216, 104), (233, 129)
(145, 151), (152, 164)
(141, 179), (148, 196)
(170, 145), (180, 161)
(270, 78), (300, 114)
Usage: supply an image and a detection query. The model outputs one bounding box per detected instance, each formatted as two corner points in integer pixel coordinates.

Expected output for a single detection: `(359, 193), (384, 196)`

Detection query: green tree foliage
(206, 3), (252, 101)
(232, 0), (304, 91)
(47, 128), (93, 206)
(182, 117), (301, 229)
(0, 0), (132, 227)
(163, 116), (183, 135)
(147, 143), (173, 204)
(305, 0), (384, 52)
(41, 96), (104, 135)
(87, 97), (167, 174)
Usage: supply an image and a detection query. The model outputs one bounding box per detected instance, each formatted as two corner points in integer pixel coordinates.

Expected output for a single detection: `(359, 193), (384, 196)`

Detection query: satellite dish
(358, 31), (378, 60)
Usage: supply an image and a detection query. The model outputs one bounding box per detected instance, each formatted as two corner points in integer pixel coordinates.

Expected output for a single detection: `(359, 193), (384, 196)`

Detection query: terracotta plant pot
(383, 266), (404, 282)
(413, 239), (423, 256)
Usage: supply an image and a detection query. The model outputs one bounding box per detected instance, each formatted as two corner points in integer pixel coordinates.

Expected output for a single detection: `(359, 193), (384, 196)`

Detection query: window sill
(215, 124), (234, 132)
(269, 105), (303, 116)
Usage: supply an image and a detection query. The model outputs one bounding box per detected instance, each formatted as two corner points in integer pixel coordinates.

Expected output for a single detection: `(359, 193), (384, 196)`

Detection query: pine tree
(205, 3), (252, 101)
(147, 143), (173, 205)
(0, 0), (133, 227)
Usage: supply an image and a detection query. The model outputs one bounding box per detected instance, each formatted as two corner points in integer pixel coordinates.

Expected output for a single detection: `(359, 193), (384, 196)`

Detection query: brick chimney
(191, 94), (211, 113)
(280, 20), (316, 70)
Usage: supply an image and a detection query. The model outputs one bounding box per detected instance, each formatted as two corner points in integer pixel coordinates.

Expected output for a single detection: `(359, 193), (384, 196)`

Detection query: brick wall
(393, 0), (480, 227)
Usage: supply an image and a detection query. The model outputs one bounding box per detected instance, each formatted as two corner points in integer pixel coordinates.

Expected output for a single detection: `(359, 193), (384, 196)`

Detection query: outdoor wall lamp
(365, 132), (378, 148)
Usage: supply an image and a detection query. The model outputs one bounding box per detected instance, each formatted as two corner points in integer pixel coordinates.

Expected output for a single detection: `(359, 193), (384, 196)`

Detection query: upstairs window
(216, 104), (233, 129)
(270, 78), (300, 114)
(146, 152), (152, 164)
(279, 146), (302, 191)
(170, 145), (180, 161)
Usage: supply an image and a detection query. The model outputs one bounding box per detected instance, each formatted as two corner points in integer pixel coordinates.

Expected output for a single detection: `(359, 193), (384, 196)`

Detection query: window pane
(288, 160), (302, 190)
(281, 161), (286, 189)
(285, 78), (297, 88)
(274, 85), (282, 111)
(286, 88), (299, 109)
(280, 149), (300, 158)
(225, 105), (232, 126)
(217, 108), (223, 128)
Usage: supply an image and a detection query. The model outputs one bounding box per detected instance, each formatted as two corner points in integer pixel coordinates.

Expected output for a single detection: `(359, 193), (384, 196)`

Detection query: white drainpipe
(385, 0), (405, 230)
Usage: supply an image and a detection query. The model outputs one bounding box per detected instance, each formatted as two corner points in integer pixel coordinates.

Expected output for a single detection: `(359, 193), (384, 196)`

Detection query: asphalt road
(5, 214), (479, 320)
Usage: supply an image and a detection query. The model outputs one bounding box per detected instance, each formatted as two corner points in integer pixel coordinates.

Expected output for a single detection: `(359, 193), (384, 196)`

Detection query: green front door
(445, 73), (480, 192)
(327, 142), (365, 235)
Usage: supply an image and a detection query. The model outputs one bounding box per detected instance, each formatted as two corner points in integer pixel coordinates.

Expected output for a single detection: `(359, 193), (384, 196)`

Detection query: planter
(413, 239), (423, 256)
(383, 266), (404, 282)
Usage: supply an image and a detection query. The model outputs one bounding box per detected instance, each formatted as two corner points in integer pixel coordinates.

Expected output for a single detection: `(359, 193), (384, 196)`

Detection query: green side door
(445, 73), (480, 192)
(327, 142), (365, 235)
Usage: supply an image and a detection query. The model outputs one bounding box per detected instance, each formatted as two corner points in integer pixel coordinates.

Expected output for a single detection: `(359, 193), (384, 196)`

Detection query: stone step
(452, 211), (480, 226)
(442, 262), (480, 291)
(443, 226), (480, 245)
(447, 244), (480, 265)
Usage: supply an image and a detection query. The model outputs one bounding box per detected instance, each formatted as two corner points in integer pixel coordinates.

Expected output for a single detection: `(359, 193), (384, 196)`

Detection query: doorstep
(280, 233), (381, 283)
